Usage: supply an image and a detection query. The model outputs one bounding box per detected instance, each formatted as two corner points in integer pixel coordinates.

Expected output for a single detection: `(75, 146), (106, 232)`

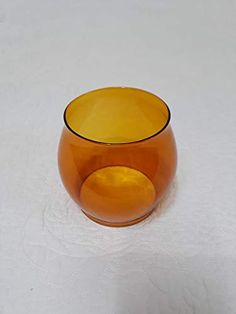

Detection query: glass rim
(63, 86), (171, 146)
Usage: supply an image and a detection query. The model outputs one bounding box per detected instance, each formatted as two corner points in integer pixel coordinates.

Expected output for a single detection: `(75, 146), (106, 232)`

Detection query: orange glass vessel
(58, 87), (177, 227)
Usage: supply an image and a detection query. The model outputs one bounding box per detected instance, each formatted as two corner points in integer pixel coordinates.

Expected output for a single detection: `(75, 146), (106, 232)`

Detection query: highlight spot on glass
(80, 166), (156, 223)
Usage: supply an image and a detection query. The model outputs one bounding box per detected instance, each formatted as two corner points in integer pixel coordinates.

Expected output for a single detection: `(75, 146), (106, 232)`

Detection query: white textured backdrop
(0, 0), (236, 313)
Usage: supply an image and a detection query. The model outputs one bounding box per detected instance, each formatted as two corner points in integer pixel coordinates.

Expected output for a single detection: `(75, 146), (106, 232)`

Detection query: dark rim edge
(63, 86), (171, 146)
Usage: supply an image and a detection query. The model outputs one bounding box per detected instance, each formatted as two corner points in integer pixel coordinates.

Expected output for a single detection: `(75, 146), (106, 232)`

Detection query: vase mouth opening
(63, 86), (171, 145)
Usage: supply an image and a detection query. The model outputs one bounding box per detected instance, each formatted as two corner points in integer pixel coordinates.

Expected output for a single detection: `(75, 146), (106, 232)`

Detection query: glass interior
(64, 87), (170, 144)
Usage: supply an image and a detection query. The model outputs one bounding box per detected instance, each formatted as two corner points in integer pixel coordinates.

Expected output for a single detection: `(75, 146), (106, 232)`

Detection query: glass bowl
(58, 87), (177, 227)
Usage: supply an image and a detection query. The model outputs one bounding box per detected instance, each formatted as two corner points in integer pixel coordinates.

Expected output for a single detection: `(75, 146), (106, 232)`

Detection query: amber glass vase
(58, 87), (177, 227)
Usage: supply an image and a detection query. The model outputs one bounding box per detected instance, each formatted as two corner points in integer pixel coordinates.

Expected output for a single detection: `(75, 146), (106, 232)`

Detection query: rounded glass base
(82, 208), (154, 227)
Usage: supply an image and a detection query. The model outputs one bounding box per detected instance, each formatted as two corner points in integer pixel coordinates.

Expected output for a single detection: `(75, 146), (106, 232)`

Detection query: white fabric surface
(0, 0), (236, 313)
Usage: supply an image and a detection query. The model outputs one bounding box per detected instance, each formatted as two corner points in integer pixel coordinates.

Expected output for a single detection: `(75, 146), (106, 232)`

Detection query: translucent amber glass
(58, 87), (177, 227)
